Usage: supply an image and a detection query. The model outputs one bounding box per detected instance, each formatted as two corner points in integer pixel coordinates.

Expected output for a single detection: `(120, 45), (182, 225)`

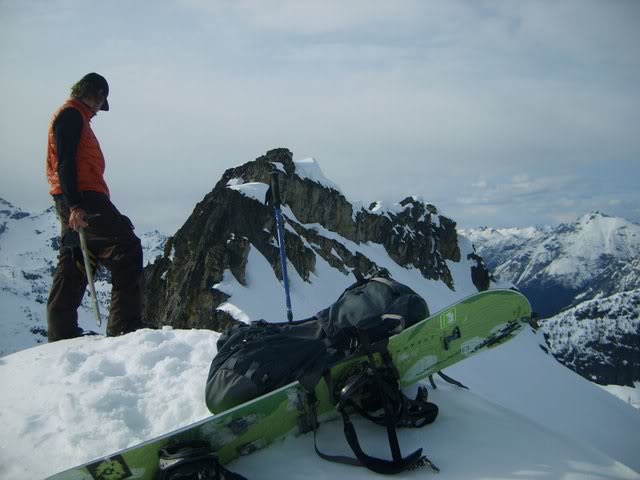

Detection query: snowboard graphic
(46, 289), (531, 480)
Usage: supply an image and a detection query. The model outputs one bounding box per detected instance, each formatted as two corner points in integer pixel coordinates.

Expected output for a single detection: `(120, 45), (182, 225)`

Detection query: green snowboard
(46, 289), (531, 480)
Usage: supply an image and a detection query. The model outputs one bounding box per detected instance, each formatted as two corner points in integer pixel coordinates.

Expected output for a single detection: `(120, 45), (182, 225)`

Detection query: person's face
(94, 92), (107, 113)
(85, 92), (106, 114)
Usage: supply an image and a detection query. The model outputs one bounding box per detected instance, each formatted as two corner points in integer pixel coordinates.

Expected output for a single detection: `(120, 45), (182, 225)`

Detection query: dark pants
(47, 192), (143, 342)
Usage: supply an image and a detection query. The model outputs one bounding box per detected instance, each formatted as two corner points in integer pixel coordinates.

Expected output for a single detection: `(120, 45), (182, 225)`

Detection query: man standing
(46, 72), (143, 342)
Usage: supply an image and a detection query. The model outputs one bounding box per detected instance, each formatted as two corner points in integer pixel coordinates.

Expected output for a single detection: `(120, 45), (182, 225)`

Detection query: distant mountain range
(462, 212), (640, 318)
(0, 197), (166, 355)
(462, 212), (640, 387)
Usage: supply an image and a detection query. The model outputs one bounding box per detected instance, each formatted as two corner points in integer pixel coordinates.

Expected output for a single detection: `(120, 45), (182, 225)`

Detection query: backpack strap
(309, 395), (362, 468)
(369, 275), (396, 289)
(310, 334), (439, 474)
(309, 381), (430, 475)
(341, 410), (426, 475)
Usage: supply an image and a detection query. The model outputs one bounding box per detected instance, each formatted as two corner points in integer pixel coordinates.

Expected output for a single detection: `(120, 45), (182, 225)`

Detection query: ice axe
(78, 223), (102, 327)
(269, 171), (294, 322)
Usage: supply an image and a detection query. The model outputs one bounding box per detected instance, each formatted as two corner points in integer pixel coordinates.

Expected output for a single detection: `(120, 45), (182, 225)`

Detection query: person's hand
(69, 207), (89, 231)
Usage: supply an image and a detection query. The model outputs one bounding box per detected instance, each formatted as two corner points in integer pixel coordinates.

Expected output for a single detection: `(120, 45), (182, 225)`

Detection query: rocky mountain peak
(579, 210), (609, 222)
(143, 149), (490, 331)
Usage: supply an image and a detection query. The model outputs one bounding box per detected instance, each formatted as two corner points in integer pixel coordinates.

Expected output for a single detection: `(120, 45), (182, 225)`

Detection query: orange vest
(46, 98), (110, 197)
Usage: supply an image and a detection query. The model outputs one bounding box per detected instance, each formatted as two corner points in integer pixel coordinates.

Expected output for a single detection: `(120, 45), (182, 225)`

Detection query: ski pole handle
(79, 227), (102, 327)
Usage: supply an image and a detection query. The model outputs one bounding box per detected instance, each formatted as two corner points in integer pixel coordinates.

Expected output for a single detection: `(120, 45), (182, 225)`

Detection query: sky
(1, 0), (639, 234)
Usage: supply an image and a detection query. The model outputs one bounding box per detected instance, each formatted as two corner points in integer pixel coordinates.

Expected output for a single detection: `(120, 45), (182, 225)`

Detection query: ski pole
(78, 226), (102, 327)
(270, 171), (293, 322)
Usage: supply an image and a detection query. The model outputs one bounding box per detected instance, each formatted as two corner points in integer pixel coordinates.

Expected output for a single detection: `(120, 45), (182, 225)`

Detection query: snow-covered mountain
(0, 197), (167, 356)
(462, 213), (640, 390)
(542, 289), (640, 388)
(459, 225), (552, 271)
(464, 212), (640, 317)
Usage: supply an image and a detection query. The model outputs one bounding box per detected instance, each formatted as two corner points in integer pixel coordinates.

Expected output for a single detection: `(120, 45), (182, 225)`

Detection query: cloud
(457, 174), (576, 205)
(445, 169), (640, 228)
(472, 179), (490, 189)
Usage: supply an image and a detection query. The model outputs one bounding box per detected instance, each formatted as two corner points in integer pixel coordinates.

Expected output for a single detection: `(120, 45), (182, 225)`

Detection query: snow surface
(227, 181), (270, 204)
(1, 327), (639, 479)
(225, 157), (340, 203)
(368, 199), (414, 217)
(600, 383), (640, 410)
(293, 157), (342, 193)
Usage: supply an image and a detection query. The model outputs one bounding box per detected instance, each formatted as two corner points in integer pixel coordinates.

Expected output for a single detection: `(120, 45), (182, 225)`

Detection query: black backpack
(205, 269), (439, 474)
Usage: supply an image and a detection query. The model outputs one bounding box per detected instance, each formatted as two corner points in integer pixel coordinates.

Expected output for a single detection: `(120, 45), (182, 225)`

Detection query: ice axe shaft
(79, 226), (102, 327)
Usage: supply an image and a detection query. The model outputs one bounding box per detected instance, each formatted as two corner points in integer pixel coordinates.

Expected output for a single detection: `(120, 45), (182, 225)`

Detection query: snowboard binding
(444, 326), (462, 350)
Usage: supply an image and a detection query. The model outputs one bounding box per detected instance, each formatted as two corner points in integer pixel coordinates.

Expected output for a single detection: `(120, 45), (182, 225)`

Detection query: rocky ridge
(143, 148), (491, 331)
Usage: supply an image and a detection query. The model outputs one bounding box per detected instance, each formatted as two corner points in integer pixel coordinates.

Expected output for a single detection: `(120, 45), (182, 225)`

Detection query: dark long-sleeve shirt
(53, 108), (84, 208)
